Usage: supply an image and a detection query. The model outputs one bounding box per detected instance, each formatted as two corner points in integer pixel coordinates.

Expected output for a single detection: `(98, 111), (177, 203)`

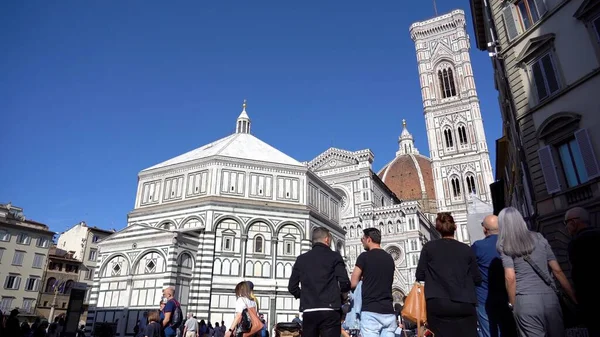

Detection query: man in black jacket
(288, 226), (350, 337)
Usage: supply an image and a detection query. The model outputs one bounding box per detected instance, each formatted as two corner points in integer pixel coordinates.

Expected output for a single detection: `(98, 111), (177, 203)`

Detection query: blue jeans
(360, 312), (397, 337)
(165, 326), (177, 337)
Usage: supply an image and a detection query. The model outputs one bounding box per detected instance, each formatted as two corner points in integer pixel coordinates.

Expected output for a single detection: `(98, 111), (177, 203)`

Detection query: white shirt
(235, 297), (257, 313)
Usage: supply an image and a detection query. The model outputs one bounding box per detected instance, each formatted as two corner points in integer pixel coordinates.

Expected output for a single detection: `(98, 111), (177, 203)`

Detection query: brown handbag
(242, 306), (264, 337)
(401, 282), (427, 332)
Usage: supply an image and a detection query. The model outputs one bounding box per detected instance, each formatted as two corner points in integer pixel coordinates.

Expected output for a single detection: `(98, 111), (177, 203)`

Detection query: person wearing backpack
(162, 286), (184, 337)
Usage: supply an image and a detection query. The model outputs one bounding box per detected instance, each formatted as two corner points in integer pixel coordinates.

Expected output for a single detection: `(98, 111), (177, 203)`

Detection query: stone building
(309, 121), (440, 302)
(0, 203), (54, 321)
(86, 103), (345, 337)
(57, 222), (115, 306)
(37, 246), (85, 323)
(405, 9), (496, 244)
(469, 0), (600, 272)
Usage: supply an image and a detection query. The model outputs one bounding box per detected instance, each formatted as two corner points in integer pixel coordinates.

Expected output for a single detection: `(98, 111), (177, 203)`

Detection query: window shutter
(521, 162), (534, 216)
(533, 0), (548, 16)
(502, 5), (521, 41)
(538, 145), (561, 194)
(575, 128), (600, 179)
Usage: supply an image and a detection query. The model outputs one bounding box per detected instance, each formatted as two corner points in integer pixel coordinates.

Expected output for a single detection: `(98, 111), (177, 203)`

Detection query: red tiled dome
(378, 154), (436, 202)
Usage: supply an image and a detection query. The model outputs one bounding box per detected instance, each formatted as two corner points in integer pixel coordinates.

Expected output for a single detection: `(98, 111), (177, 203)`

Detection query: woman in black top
(415, 212), (482, 337)
(144, 310), (163, 337)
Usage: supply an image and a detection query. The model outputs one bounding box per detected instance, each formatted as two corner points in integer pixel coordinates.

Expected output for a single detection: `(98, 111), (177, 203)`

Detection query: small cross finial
(402, 119), (407, 127)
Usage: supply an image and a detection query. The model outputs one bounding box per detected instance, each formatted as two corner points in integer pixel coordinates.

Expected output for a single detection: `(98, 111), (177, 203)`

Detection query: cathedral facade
(308, 145), (439, 305)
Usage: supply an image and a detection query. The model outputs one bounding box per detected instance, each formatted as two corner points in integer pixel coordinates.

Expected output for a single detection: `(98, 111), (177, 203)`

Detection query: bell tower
(409, 10), (494, 243)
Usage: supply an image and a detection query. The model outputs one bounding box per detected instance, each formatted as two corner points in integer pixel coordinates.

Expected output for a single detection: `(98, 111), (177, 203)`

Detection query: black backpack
(170, 300), (184, 329)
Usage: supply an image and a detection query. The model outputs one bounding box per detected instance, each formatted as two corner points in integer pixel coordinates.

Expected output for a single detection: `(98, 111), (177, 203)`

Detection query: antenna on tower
(433, 0), (438, 16)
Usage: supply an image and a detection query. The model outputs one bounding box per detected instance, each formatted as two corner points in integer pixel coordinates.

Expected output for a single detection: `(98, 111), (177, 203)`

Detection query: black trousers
(302, 310), (341, 337)
(426, 298), (478, 337)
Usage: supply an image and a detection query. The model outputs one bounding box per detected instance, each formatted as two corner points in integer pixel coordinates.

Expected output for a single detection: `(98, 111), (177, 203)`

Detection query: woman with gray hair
(496, 207), (576, 337)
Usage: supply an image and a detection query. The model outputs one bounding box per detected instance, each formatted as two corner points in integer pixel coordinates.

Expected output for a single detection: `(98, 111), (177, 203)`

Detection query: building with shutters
(0, 203), (54, 321)
(469, 0), (600, 273)
(56, 221), (115, 324)
(56, 221), (115, 314)
(37, 246), (85, 323)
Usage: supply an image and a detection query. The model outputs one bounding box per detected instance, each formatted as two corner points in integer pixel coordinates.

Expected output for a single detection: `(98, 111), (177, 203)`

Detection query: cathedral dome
(378, 154), (435, 201)
(377, 120), (436, 209)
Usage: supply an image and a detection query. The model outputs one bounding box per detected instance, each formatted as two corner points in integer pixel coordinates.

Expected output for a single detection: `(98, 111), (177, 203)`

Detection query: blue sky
(0, 0), (502, 235)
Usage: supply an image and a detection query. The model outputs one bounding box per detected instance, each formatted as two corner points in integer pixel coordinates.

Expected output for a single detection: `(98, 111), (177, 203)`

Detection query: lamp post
(48, 279), (65, 322)
(48, 286), (59, 322)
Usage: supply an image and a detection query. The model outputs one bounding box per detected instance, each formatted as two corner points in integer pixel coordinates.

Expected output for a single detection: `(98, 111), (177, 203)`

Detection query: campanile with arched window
(410, 10), (495, 244)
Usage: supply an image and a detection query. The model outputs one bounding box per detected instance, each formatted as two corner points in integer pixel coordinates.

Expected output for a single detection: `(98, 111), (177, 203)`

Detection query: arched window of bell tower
(443, 128), (454, 149)
(457, 124), (468, 145)
(450, 176), (462, 198)
(437, 67), (457, 99)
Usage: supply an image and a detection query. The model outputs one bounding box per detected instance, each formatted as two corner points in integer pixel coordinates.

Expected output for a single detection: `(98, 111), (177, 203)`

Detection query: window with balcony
(537, 113), (600, 194)
(558, 138), (589, 188)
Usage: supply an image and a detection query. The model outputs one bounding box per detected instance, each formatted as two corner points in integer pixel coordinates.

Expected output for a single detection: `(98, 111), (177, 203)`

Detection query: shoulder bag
(401, 282), (427, 336)
(523, 255), (588, 336)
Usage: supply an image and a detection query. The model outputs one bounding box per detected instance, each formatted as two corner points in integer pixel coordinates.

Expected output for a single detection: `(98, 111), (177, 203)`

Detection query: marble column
(271, 239), (278, 278)
(240, 234), (248, 277)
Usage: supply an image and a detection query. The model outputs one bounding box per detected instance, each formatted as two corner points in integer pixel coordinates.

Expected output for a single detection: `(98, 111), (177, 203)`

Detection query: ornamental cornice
(409, 10), (466, 41)
(425, 98), (480, 116)
(312, 164), (360, 177)
(140, 158), (307, 180)
(308, 148), (374, 171)
(436, 155), (482, 167)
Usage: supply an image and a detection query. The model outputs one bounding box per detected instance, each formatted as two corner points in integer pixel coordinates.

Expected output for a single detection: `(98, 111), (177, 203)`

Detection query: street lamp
(48, 279), (67, 322)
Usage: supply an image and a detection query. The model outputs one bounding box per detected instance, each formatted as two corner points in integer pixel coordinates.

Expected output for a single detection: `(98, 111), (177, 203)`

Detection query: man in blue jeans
(162, 286), (179, 337)
(471, 215), (516, 337)
(350, 228), (396, 337)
